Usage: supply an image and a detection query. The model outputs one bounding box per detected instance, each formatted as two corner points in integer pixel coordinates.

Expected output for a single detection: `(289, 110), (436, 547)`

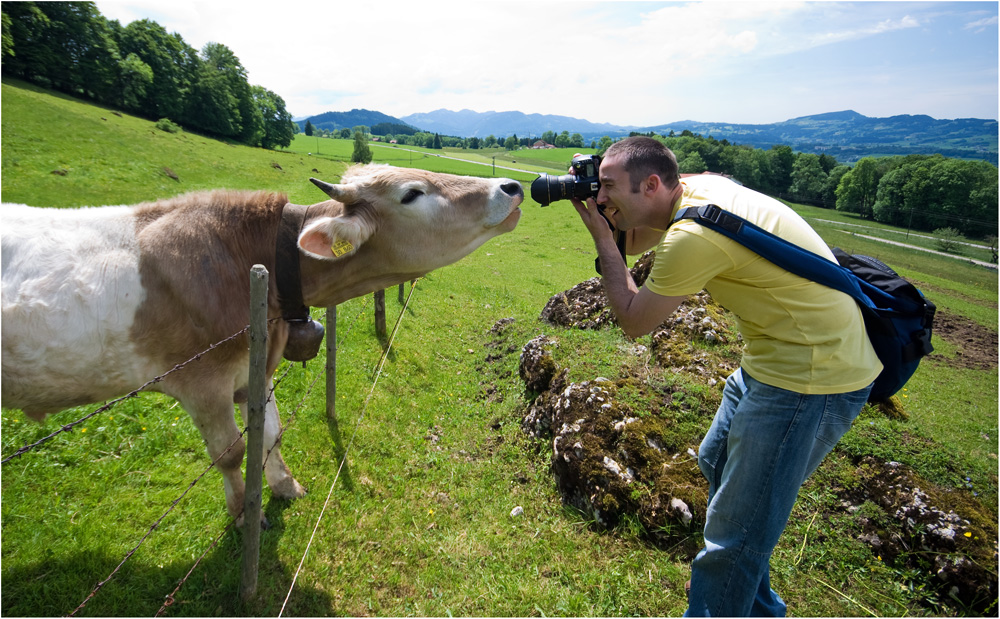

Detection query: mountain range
(296, 108), (998, 164)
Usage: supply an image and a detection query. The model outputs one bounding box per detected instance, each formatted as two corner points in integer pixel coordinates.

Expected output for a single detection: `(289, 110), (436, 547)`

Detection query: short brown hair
(604, 136), (680, 192)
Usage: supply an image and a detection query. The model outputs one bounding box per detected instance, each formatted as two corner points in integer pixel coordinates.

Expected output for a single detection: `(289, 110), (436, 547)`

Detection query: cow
(1, 164), (523, 521)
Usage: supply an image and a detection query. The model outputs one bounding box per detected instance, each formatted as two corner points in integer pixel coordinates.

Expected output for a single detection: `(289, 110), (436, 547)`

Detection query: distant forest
(1, 1), (296, 149)
(650, 132), (997, 239)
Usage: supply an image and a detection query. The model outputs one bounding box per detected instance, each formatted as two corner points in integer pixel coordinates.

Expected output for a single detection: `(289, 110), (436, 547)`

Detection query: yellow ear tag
(331, 239), (355, 257)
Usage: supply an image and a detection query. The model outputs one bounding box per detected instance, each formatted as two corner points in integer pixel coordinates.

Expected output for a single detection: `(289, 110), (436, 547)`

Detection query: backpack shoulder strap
(673, 205), (873, 309)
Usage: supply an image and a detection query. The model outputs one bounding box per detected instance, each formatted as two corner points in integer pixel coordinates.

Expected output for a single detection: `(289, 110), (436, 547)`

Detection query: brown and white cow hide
(1, 164), (523, 521)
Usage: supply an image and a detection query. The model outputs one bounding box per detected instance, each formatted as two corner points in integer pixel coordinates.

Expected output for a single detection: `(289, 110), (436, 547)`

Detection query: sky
(94, 1), (999, 127)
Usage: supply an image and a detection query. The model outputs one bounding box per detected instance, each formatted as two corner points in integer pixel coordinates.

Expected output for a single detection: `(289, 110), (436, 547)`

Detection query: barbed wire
(153, 366), (324, 617)
(68, 423), (253, 617)
(70, 355), (326, 617)
(155, 516), (238, 617)
(1, 322), (273, 464)
(9, 292), (397, 616)
(279, 279), (420, 616)
(148, 297), (372, 616)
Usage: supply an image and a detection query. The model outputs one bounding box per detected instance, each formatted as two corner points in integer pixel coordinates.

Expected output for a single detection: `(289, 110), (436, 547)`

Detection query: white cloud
(94, 1), (997, 126)
(965, 15), (999, 31)
(809, 14), (920, 46)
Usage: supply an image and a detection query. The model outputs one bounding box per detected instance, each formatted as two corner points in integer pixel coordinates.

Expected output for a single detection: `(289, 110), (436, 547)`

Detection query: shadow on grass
(1, 497), (339, 616)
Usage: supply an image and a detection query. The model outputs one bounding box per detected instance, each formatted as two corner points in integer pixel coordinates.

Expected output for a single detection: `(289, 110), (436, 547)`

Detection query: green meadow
(1, 77), (996, 617)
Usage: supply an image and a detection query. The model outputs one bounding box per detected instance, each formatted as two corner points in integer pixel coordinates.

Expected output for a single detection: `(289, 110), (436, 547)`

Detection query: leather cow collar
(274, 203), (324, 362)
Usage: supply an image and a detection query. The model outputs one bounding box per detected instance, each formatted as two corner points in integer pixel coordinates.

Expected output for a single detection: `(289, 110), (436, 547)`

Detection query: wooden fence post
(325, 306), (337, 420)
(374, 289), (386, 341)
(240, 264), (268, 602)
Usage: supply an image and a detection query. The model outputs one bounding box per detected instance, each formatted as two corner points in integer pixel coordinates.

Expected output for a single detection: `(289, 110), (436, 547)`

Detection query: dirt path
(833, 230), (997, 269)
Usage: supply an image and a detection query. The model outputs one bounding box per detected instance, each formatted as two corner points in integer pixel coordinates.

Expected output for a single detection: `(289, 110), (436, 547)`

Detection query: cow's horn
(309, 177), (338, 199)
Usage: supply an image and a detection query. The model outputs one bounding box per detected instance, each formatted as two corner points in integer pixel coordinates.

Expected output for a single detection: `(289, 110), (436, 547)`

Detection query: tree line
(1, 1), (296, 149)
(645, 131), (997, 240)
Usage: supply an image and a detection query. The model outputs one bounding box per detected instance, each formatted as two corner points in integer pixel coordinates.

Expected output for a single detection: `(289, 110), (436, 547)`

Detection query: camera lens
(530, 174), (578, 206)
(530, 174), (558, 206)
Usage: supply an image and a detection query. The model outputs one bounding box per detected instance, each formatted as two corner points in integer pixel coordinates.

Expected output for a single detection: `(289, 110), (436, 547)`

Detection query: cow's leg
(237, 380), (306, 500)
(179, 391), (248, 522)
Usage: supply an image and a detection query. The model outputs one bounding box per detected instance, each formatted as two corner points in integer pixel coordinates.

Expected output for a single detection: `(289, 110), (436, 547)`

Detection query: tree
(788, 154), (827, 202)
(351, 130), (372, 163)
(872, 159), (933, 227)
(923, 158), (998, 236)
(933, 227), (963, 254)
(185, 42), (258, 141)
(985, 235), (998, 263)
(3, 2), (119, 102)
(678, 151), (707, 174)
(1, 2), (52, 79)
(818, 153), (839, 174)
(504, 135), (518, 150)
(117, 52), (153, 112)
(252, 85), (294, 149)
(836, 157), (880, 219)
(822, 165), (849, 208)
(1, 11), (13, 60)
(767, 145), (795, 194)
(117, 18), (198, 122)
(186, 56), (241, 137)
(721, 145), (771, 192)
(304, 119), (314, 136)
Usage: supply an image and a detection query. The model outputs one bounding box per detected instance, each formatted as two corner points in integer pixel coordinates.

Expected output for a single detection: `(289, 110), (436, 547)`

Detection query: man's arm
(575, 199), (685, 338)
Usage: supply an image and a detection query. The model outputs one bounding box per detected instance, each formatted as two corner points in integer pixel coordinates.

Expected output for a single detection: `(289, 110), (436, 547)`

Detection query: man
(569, 137), (881, 617)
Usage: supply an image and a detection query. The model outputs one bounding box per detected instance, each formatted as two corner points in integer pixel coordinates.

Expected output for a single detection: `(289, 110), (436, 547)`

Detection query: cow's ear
(298, 214), (375, 260)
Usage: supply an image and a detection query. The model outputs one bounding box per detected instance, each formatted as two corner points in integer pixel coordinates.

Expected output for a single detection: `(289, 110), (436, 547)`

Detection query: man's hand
(571, 196), (615, 242)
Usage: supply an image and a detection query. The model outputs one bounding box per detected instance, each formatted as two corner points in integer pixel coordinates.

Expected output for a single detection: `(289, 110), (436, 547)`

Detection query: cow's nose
(500, 181), (523, 199)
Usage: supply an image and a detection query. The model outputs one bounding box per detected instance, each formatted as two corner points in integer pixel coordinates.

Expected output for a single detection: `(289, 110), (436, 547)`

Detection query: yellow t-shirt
(644, 175), (882, 394)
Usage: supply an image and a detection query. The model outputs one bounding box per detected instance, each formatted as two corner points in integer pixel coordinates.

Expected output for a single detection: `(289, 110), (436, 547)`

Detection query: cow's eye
(401, 189), (423, 205)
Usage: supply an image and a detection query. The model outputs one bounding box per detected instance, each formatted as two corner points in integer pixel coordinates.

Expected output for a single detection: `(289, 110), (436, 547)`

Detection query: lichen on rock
(518, 340), (708, 554)
(837, 456), (998, 613)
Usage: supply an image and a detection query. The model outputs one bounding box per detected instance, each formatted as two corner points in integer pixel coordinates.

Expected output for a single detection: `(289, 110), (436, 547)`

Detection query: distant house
(531, 140), (555, 149)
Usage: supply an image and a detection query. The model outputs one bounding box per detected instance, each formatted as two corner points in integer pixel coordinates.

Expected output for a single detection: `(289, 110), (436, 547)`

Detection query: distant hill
(298, 107), (997, 164)
(300, 109), (418, 134)
(647, 111), (998, 163)
(399, 109), (627, 140)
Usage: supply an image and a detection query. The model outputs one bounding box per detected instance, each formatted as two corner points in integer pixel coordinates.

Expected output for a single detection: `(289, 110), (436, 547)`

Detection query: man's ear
(643, 173), (662, 196)
(298, 213), (376, 260)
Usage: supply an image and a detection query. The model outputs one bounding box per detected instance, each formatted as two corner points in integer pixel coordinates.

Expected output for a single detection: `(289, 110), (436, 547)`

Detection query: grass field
(2, 77), (997, 617)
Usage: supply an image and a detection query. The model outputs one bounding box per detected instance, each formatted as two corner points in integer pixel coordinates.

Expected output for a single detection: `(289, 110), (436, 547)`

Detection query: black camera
(530, 154), (601, 206)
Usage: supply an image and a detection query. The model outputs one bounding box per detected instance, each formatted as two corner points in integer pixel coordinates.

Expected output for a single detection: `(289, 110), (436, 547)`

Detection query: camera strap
(594, 227), (627, 275)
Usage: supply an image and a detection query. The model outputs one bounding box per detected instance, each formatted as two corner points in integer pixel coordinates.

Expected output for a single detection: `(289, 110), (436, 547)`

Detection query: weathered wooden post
(374, 289), (387, 341)
(325, 306), (337, 420)
(240, 264), (268, 601)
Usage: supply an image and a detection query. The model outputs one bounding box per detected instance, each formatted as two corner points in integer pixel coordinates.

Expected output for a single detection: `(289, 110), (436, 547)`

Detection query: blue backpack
(674, 204), (936, 402)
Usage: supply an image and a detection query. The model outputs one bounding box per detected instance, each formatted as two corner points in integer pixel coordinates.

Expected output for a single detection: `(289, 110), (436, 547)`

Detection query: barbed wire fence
(1, 264), (407, 616)
(278, 277), (419, 616)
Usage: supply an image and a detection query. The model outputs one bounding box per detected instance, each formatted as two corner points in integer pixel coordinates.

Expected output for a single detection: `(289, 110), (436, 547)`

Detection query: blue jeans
(684, 369), (871, 617)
